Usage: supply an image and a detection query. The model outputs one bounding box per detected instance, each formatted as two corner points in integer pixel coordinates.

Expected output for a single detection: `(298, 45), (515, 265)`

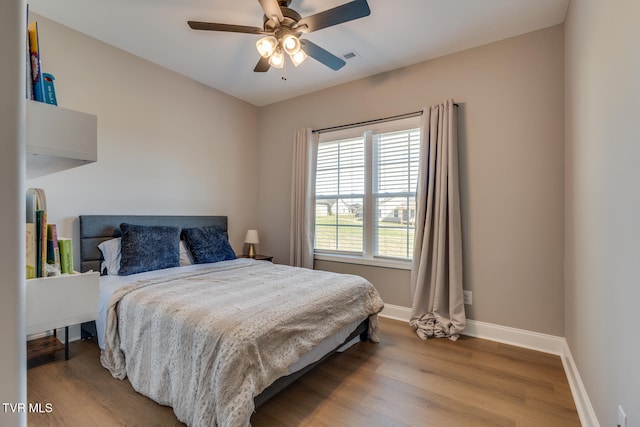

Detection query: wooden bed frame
(78, 214), (369, 408)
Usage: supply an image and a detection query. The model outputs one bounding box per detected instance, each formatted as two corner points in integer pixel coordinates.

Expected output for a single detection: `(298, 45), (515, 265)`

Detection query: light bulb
(256, 36), (277, 58)
(290, 49), (307, 67)
(282, 34), (301, 55)
(269, 49), (285, 68)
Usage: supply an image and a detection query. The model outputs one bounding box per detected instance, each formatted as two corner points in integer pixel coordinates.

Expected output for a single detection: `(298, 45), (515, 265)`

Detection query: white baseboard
(463, 318), (565, 355)
(380, 304), (565, 353)
(561, 341), (600, 427)
(379, 304), (599, 427)
(27, 325), (82, 344)
(379, 304), (413, 322)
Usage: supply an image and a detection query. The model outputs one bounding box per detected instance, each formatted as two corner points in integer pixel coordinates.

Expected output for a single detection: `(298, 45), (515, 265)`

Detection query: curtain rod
(312, 104), (459, 134)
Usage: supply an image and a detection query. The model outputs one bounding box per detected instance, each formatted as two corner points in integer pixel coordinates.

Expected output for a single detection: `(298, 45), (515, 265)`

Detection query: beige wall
(315, 261), (413, 308)
(258, 26), (565, 336)
(564, 0), (640, 424)
(26, 15), (260, 260)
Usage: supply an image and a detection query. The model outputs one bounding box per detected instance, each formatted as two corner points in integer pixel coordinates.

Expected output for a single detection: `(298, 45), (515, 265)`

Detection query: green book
(58, 238), (74, 274)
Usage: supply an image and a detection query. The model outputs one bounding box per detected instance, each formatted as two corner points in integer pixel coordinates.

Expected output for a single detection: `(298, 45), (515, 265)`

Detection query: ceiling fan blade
(301, 40), (346, 71)
(188, 21), (268, 35)
(257, 0), (284, 24)
(254, 56), (271, 72)
(298, 0), (370, 33)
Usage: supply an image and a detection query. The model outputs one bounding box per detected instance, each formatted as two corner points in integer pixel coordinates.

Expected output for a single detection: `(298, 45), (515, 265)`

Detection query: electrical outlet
(618, 405), (627, 427)
(463, 290), (472, 305)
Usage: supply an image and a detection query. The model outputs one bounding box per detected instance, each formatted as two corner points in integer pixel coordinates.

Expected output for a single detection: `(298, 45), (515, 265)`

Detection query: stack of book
(26, 188), (73, 279)
(26, 8), (57, 105)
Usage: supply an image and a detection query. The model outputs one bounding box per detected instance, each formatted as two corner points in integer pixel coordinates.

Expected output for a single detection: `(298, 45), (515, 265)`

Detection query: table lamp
(244, 229), (259, 258)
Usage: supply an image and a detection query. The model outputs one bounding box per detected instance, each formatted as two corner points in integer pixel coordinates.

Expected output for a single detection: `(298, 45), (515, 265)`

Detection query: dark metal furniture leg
(65, 326), (69, 360)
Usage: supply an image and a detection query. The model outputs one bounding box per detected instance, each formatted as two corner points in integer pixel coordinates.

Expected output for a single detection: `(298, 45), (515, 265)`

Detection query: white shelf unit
(25, 100), (98, 360)
(25, 271), (99, 337)
(26, 100), (97, 179)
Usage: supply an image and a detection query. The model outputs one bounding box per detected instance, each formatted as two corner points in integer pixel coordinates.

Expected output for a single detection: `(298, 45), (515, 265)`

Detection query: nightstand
(238, 254), (273, 262)
(26, 271), (99, 361)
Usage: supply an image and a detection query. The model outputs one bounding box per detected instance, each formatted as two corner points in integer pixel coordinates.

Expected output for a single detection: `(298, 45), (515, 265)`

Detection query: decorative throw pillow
(181, 226), (236, 264)
(98, 237), (121, 275)
(118, 223), (181, 276)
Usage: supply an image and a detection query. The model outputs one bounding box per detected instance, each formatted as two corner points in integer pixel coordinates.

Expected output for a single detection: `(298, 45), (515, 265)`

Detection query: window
(314, 117), (421, 265)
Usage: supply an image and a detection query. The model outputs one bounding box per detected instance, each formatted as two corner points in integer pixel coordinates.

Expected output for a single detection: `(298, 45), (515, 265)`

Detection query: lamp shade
(282, 34), (301, 55)
(256, 36), (277, 58)
(268, 49), (285, 68)
(290, 49), (307, 67)
(244, 229), (259, 244)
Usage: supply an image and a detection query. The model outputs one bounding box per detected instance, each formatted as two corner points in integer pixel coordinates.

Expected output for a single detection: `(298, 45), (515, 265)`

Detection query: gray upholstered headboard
(79, 215), (228, 273)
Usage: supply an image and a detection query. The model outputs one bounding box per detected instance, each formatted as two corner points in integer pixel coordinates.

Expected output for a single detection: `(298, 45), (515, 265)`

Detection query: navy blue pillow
(181, 226), (236, 264)
(118, 223), (181, 276)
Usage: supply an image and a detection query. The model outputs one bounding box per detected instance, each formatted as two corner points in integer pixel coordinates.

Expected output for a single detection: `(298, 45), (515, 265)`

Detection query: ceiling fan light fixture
(268, 49), (285, 68)
(189, 0), (372, 73)
(290, 49), (307, 67)
(282, 34), (301, 55)
(256, 36), (278, 58)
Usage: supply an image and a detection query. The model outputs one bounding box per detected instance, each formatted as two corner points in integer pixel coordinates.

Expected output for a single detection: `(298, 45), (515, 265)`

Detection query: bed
(79, 215), (384, 427)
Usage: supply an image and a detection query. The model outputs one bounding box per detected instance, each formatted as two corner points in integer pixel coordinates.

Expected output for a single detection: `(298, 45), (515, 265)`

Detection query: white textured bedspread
(101, 260), (384, 427)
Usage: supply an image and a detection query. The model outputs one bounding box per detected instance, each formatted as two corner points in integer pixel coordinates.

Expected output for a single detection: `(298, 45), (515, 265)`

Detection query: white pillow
(98, 237), (121, 275)
(179, 240), (194, 266)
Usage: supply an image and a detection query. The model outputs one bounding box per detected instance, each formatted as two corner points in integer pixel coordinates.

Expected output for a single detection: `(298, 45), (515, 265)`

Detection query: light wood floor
(27, 317), (580, 426)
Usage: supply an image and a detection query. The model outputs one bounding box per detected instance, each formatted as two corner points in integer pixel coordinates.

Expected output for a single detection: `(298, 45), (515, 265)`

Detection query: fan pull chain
(282, 57), (287, 81)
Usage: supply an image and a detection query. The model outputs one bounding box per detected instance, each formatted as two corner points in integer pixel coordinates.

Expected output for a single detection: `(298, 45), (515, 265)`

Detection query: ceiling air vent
(342, 50), (360, 60)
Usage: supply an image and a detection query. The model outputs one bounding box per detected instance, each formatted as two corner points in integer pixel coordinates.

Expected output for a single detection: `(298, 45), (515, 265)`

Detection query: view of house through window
(314, 117), (421, 262)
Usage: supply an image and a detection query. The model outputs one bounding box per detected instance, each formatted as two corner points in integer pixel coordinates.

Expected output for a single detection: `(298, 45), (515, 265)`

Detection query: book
(26, 188), (47, 223)
(26, 223), (36, 279)
(35, 188), (47, 211)
(43, 73), (57, 105)
(35, 210), (47, 277)
(26, 189), (37, 224)
(25, 4), (33, 100)
(26, 35), (33, 100)
(28, 21), (45, 103)
(46, 224), (61, 276)
(59, 238), (74, 274)
(27, 188), (48, 277)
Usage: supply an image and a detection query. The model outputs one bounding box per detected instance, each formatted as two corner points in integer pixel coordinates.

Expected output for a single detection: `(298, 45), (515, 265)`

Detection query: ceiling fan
(188, 0), (370, 73)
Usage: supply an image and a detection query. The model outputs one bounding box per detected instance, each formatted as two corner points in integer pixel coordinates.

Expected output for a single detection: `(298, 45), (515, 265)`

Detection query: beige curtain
(289, 128), (318, 268)
(409, 99), (465, 341)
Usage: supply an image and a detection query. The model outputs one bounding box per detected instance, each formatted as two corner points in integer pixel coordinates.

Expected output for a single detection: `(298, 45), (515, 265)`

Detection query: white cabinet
(25, 271), (99, 336)
(26, 271), (99, 360)
(26, 100), (97, 179)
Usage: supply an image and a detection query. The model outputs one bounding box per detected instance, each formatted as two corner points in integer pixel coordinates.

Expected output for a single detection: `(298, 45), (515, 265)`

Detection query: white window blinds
(314, 117), (420, 262)
(373, 128), (420, 259)
(315, 137), (364, 253)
